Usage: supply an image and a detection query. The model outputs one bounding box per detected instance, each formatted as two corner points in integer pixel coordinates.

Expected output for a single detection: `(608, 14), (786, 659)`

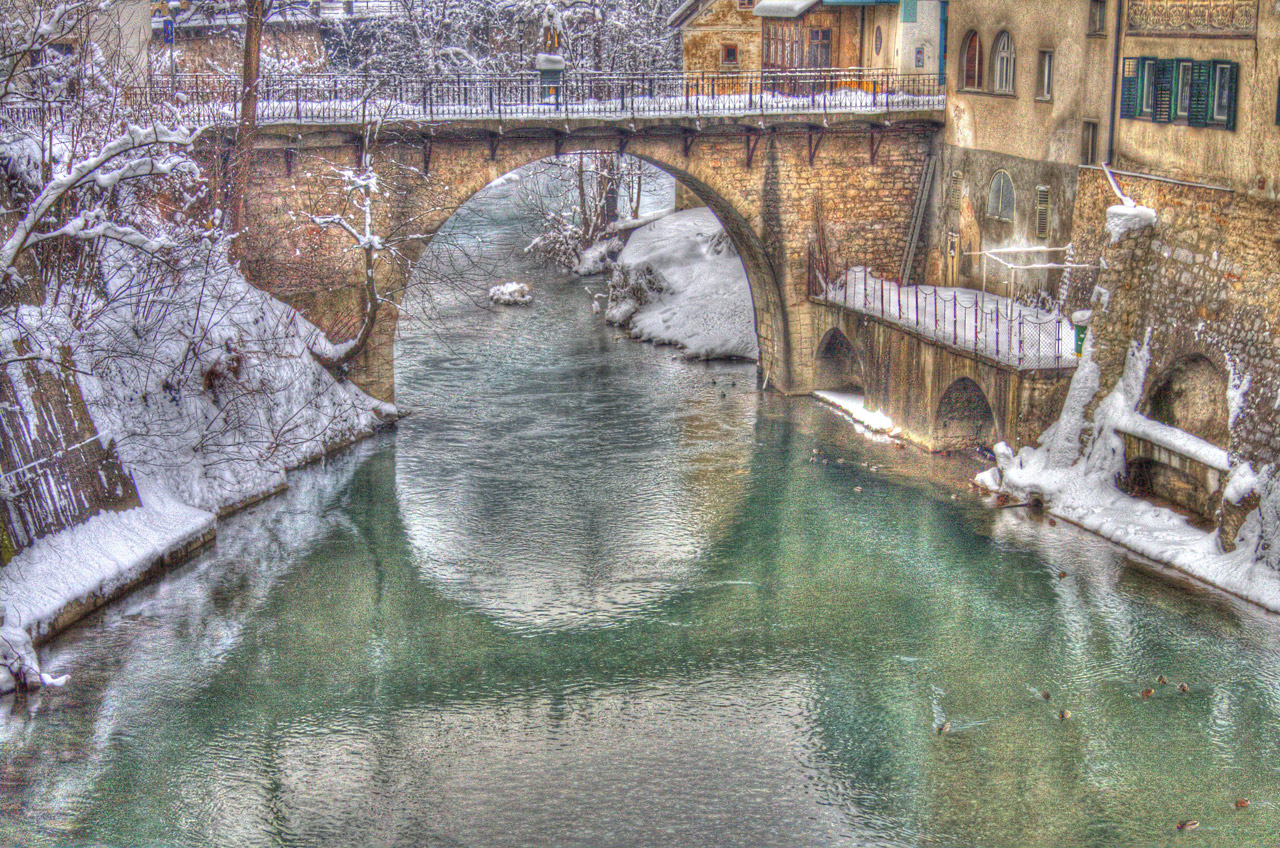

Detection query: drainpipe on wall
(939, 0), (948, 82)
(1106, 0), (1124, 164)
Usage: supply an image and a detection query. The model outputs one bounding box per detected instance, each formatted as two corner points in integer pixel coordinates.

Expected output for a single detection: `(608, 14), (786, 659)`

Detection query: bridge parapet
(129, 69), (946, 127)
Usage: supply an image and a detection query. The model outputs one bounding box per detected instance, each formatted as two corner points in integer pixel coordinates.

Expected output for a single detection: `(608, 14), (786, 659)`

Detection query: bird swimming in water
(1157, 675), (1168, 685)
(1041, 691), (1051, 701)
(936, 721), (950, 735)
(1235, 799), (1249, 809)
(1176, 820), (1199, 831)
(1141, 688), (1155, 699)
(1059, 709), (1071, 721)
(1177, 682), (1190, 693)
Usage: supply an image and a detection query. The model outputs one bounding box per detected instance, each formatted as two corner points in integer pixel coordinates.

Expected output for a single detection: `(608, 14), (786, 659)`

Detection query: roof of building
(667, 0), (706, 28)
(753, 0), (821, 18)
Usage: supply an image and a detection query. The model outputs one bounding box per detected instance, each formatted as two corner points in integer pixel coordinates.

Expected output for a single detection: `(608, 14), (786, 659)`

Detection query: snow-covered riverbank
(604, 208), (758, 361)
(2, 238), (392, 694)
(979, 338), (1278, 612)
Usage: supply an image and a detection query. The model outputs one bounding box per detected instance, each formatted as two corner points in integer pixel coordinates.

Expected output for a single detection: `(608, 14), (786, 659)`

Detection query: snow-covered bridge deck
(135, 69), (946, 127)
(814, 269), (1079, 372)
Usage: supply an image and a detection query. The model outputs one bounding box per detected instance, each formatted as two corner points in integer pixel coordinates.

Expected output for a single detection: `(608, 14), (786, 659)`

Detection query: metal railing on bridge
(111, 68), (945, 126)
(810, 268), (1079, 372)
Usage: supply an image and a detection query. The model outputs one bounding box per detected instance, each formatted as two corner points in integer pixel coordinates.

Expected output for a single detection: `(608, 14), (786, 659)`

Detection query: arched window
(992, 31), (1015, 93)
(987, 171), (1015, 221)
(960, 31), (982, 90)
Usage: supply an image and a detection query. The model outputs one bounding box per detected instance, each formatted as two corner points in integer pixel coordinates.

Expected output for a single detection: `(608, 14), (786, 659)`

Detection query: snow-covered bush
(489, 282), (533, 305)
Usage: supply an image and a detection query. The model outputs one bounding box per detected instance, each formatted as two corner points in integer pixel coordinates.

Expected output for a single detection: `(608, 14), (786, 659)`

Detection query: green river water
(2, 178), (1279, 847)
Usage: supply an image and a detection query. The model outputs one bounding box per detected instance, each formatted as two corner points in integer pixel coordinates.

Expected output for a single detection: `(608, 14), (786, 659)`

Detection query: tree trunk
(229, 0), (266, 233)
(310, 245), (381, 371)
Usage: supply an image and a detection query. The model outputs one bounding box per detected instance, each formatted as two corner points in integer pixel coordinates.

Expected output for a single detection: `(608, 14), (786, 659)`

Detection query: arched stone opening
(1123, 353), (1231, 521)
(410, 147), (790, 391)
(1143, 354), (1229, 448)
(933, 377), (996, 450)
(813, 328), (862, 392)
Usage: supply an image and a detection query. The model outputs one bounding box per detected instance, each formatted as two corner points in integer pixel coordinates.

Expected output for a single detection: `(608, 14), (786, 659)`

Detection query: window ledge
(1086, 31), (1108, 38)
(959, 89), (1018, 99)
(1035, 95), (1053, 103)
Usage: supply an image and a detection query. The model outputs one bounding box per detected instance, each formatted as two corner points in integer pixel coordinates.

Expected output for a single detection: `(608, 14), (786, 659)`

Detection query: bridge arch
(399, 139), (792, 394)
(813, 327), (864, 392)
(224, 116), (941, 402)
(932, 377), (997, 450)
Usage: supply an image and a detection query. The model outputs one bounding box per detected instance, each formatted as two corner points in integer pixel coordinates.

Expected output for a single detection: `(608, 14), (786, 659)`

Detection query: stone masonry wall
(1071, 168), (1279, 470)
(224, 117), (941, 402)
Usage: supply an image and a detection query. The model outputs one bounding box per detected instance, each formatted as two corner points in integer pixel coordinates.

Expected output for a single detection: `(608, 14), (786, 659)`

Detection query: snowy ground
(604, 208), (758, 361)
(2, 234), (392, 693)
(981, 337), (1278, 612)
(818, 269), (1078, 371)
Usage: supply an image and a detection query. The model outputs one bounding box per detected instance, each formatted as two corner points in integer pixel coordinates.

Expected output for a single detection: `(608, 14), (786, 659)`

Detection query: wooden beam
(745, 129), (762, 169)
(808, 128), (826, 166)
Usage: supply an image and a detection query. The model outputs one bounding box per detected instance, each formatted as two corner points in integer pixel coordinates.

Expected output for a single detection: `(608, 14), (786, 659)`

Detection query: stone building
(669, 0), (763, 73)
(927, 0), (1117, 300)
(1064, 0), (1280, 539)
(671, 0), (945, 75)
(935, 0), (1279, 549)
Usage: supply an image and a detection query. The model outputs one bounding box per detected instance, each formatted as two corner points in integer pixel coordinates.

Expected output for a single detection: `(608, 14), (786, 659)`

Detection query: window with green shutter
(1153, 59), (1177, 123)
(1188, 60), (1212, 127)
(1211, 62), (1238, 130)
(1120, 57), (1140, 119)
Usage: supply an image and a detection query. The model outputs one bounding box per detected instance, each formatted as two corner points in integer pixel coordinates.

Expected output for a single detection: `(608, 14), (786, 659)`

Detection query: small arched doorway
(1144, 355), (1229, 448)
(933, 378), (996, 450)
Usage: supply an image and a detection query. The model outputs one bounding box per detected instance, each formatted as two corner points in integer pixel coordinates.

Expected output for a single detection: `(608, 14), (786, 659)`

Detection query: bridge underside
(217, 114), (941, 402)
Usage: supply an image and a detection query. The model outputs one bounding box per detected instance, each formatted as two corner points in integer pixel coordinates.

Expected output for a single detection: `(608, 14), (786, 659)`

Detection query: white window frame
(1211, 62), (1232, 123)
(1037, 50), (1054, 100)
(1174, 60), (1192, 118)
(992, 32), (1015, 94)
(1140, 58), (1156, 116)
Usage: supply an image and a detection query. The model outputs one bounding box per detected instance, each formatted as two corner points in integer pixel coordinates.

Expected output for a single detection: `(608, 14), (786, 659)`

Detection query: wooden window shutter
(1188, 60), (1212, 127)
(1120, 57), (1141, 119)
(949, 170), (963, 209)
(1224, 61), (1239, 131)
(1153, 59), (1176, 123)
(1035, 186), (1050, 239)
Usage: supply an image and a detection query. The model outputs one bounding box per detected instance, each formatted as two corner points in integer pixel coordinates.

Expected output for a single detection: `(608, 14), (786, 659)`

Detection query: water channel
(3, 174), (1280, 848)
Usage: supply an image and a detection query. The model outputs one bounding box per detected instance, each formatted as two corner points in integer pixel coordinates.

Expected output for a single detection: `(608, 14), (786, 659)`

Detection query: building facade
(670, 0), (764, 73)
(927, 0), (1117, 300)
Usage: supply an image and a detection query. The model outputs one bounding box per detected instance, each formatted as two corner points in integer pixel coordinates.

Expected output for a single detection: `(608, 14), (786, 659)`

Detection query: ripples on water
(3, 169), (1279, 848)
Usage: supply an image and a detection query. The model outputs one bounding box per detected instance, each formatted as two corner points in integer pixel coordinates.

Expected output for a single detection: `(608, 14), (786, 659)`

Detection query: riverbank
(0, 413), (397, 695)
(812, 388), (1278, 614)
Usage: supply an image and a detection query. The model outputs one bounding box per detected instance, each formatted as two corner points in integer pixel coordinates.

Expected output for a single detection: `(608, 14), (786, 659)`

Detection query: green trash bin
(1074, 324), (1088, 357)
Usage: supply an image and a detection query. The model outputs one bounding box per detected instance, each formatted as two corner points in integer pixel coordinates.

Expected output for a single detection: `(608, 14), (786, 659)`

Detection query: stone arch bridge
(193, 70), (1066, 450)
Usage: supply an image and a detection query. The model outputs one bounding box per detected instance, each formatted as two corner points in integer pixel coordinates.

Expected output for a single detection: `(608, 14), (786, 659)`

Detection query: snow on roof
(753, 0), (821, 17)
(667, 0), (705, 28)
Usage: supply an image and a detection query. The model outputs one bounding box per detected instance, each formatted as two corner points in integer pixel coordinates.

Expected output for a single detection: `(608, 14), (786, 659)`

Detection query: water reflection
(2, 174), (1280, 848)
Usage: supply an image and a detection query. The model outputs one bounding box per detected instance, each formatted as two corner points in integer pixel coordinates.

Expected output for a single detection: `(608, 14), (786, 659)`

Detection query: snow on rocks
(1105, 205), (1157, 244)
(604, 208), (758, 361)
(572, 236), (623, 276)
(978, 335), (1280, 612)
(489, 282), (534, 305)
